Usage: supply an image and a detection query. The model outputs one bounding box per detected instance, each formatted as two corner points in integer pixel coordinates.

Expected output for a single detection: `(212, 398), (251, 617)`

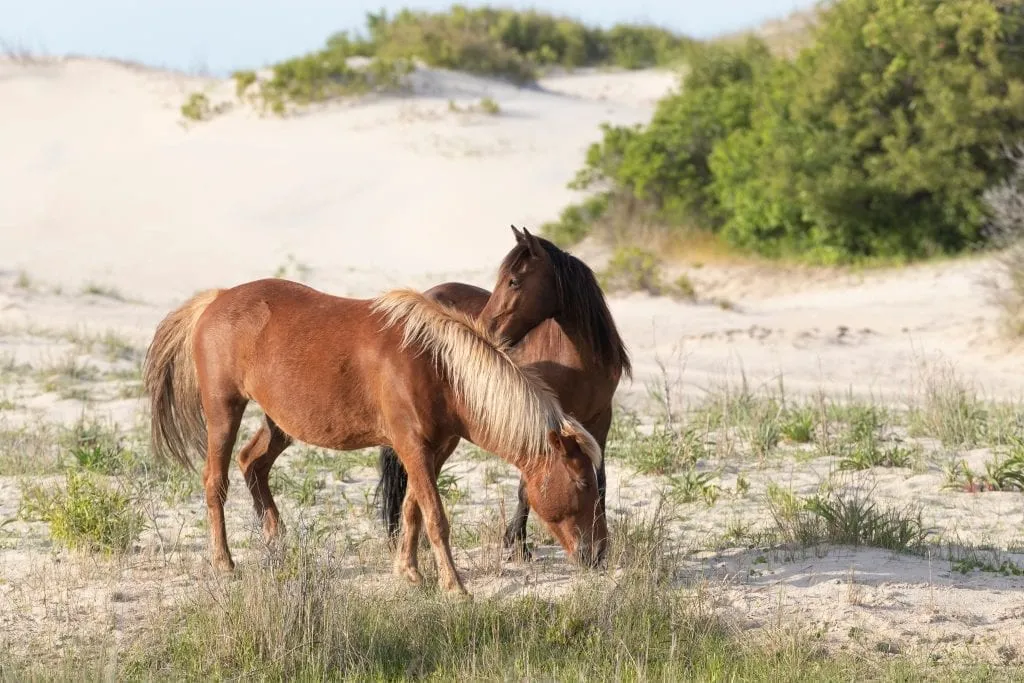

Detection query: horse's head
(479, 225), (560, 344)
(522, 422), (607, 568)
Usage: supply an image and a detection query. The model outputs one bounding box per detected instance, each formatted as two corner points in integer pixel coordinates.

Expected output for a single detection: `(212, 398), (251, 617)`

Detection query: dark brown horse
(142, 278), (606, 595)
(377, 227), (631, 559)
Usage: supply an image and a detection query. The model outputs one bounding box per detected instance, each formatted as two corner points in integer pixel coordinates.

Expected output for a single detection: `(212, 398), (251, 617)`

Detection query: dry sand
(1, 55), (1023, 666)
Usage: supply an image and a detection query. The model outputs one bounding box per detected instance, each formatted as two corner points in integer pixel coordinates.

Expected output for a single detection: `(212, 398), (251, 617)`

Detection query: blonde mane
(370, 289), (601, 469)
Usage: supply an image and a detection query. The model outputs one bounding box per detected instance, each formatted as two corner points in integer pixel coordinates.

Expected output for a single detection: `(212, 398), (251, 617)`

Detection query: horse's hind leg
(394, 489), (423, 585)
(238, 416), (292, 543)
(201, 394), (247, 573)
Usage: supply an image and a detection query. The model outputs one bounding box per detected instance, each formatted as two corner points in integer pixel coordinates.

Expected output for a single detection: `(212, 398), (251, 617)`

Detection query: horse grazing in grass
(142, 278), (606, 595)
(377, 226), (630, 559)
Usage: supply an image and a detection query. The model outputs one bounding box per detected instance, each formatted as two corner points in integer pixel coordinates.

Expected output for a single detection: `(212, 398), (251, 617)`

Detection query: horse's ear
(522, 227), (543, 258)
(547, 429), (566, 455)
(511, 224), (525, 243)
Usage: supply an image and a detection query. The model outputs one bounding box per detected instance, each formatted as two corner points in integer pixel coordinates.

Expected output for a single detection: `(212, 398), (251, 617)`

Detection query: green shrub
(22, 470), (144, 553)
(240, 8), (693, 114)
(258, 50), (411, 110)
(561, 0), (1024, 263)
(599, 246), (696, 300)
(477, 96), (500, 115)
(232, 69), (257, 98)
(252, 6), (693, 115)
(180, 92), (212, 121)
(716, 0), (1024, 262)
(181, 91), (231, 123)
(569, 40), (773, 230)
(599, 246), (666, 295)
(541, 192), (611, 246)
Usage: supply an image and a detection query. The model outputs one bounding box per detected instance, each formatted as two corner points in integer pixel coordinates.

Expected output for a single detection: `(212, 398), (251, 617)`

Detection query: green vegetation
(0, 513), (996, 680)
(944, 446), (1024, 492)
(547, 0), (1024, 265)
(219, 6), (693, 116)
(448, 96), (502, 115)
(180, 91), (230, 122)
(357, 6), (692, 78)
(598, 246), (697, 300)
(765, 483), (933, 553)
(19, 470), (145, 553)
(80, 281), (126, 301)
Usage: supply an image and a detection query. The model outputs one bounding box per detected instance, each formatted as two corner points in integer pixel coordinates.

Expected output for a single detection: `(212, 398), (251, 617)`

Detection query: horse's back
(195, 278), (361, 364)
(425, 282), (490, 318)
(192, 279), (395, 447)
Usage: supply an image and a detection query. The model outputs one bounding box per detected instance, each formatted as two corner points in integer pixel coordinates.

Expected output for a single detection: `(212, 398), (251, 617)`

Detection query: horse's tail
(142, 288), (223, 471)
(374, 445), (409, 541)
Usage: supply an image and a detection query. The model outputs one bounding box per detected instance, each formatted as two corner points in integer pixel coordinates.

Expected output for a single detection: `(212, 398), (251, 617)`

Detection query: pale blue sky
(4, 1), (820, 75)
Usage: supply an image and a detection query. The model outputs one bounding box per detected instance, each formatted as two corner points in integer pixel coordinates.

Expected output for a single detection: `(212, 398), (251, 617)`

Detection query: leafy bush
(255, 50), (414, 115)
(232, 69), (257, 99)
(560, 0), (1024, 263)
(564, 40), (773, 238)
(599, 246), (695, 300)
(180, 92), (228, 122)
(541, 192), (611, 246)
(712, 0), (1024, 262)
(361, 6), (692, 80)
(244, 6), (694, 115)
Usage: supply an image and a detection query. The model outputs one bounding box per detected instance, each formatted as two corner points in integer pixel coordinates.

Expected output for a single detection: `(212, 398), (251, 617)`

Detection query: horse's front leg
(395, 439), (467, 595)
(502, 478), (533, 562)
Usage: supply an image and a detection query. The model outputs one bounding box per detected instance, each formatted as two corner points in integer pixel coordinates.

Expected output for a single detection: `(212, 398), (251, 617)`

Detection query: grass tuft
(19, 470), (145, 553)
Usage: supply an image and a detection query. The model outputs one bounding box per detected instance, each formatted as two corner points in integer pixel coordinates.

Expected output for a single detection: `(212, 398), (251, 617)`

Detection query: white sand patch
(1, 57), (1023, 665)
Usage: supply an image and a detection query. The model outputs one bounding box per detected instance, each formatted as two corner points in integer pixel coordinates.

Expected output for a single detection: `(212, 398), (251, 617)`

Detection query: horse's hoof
(444, 585), (472, 601)
(396, 566), (423, 586)
(262, 527), (284, 545)
(212, 557), (235, 574)
(504, 544), (533, 563)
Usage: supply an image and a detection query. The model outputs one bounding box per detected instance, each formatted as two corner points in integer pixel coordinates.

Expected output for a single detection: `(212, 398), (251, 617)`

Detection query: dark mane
(499, 238), (632, 379)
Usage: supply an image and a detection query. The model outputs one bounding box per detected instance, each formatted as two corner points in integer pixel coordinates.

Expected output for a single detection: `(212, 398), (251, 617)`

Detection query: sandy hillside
(1, 56), (1024, 668)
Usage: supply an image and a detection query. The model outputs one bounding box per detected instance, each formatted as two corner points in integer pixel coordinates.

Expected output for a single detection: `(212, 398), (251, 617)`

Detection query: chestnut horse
(377, 227), (631, 559)
(142, 278), (606, 594)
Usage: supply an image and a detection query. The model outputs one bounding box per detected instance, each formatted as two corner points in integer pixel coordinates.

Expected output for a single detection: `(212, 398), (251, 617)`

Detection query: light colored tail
(142, 289), (222, 470)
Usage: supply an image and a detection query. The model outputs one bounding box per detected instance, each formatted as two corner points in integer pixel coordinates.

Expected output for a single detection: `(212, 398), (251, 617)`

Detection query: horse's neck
(515, 317), (591, 369)
(455, 407), (540, 475)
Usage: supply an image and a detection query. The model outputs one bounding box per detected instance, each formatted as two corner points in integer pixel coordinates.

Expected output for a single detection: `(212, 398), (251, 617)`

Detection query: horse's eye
(509, 277), (520, 289)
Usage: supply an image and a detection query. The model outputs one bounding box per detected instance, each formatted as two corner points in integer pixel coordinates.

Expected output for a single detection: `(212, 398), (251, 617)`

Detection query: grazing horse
(142, 278), (606, 594)
(377, 227), (630, 559)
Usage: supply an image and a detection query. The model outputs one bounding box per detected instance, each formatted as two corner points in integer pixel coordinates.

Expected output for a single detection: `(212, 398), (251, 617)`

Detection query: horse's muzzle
(574, 536), (607, 569)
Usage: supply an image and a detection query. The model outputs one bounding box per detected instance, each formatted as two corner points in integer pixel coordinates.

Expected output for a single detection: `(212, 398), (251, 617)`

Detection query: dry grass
(1, 323), (1023, 676)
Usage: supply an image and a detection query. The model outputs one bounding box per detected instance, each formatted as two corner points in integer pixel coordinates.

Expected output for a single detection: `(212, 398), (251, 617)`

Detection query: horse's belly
(246, 363), (385, 452)
(261, 396), (384, 452)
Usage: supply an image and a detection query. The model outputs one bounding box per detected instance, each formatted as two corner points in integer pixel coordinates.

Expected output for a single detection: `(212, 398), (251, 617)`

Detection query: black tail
(374, 445), (408, 541)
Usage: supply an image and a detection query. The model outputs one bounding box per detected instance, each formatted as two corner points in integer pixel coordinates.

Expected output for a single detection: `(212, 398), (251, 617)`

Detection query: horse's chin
(573, 538), (605, 569)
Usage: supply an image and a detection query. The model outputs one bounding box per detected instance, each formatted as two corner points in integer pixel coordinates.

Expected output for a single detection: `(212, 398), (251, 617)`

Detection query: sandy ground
(1, 56), (1023, 667)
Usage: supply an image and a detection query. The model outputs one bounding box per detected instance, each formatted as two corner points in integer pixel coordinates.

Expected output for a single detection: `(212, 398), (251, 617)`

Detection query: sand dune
(3, 56), (1020, 403)
(0, 57), (675, 304)
(2, 56), (1023, 667)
